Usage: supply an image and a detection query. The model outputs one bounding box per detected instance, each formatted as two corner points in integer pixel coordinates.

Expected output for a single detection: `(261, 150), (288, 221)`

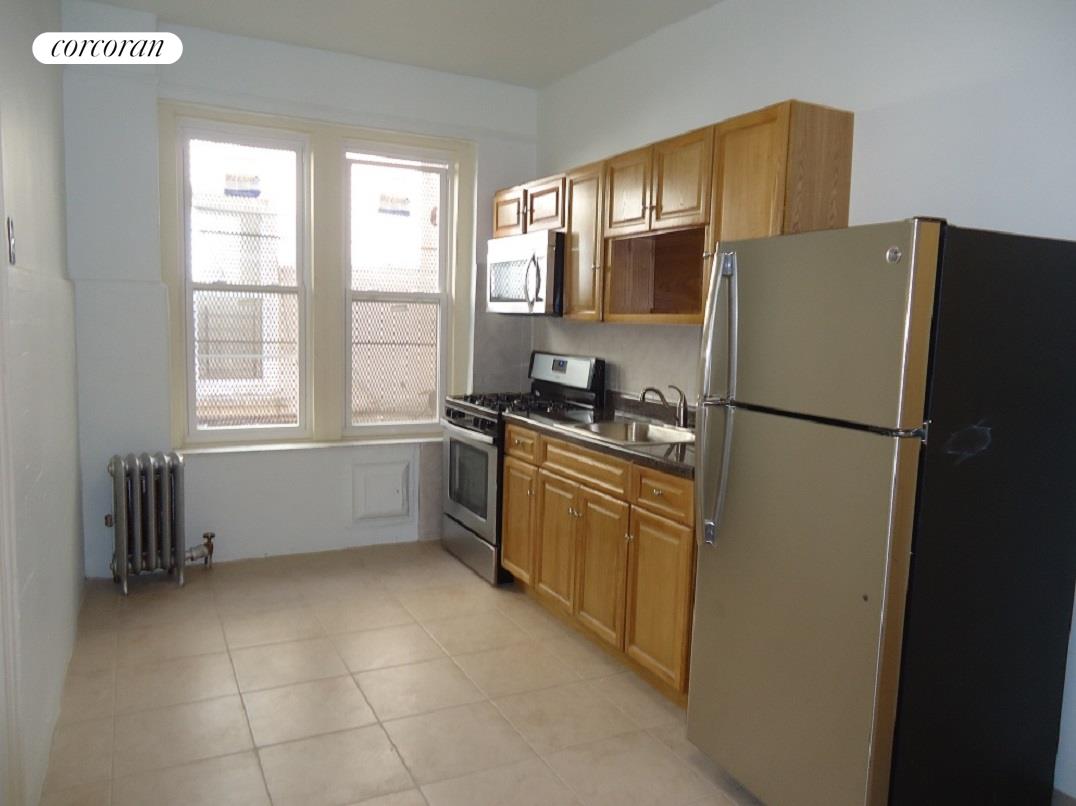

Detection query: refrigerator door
(701, 219), (941, 431)
(688, 407), (920, 806)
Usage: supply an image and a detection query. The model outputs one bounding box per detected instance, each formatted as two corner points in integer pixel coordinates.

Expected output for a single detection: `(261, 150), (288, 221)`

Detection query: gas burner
(449, 392), (574, 416)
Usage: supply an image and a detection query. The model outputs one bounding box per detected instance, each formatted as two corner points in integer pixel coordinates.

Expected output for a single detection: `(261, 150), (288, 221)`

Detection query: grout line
(224, 633), (276, 806)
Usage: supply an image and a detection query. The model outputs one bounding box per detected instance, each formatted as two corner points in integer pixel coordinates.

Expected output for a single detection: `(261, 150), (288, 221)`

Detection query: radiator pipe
(186, 532), (215, 566)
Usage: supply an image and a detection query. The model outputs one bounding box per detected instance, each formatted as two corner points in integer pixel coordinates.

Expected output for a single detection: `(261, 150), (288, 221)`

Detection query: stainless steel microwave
(486, 230), (563, 315)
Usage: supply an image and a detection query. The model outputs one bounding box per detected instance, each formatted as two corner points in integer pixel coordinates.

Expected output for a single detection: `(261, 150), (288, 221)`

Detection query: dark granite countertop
(502, 411), (695, 479)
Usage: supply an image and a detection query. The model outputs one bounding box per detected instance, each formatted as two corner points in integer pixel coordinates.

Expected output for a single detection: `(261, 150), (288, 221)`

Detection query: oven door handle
(440, 418), (496, 446)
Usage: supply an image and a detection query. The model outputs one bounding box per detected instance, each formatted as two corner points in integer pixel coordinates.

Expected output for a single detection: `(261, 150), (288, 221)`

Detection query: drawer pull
(513, 438), (525, 446)
(651, 488), (665, 497)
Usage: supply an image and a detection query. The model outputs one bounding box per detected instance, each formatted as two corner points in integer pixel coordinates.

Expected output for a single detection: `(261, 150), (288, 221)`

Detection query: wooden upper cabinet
(563, 163), (603, 320)
(492, 175), (565, 238)
(493, 186), (526, 237)
(534, 470), (579, 615)
(526, 176), (566, 232)
(604, 147), (652, 237)
(625, 507), (695, 691)
(501, 456), (538, 584)
(574, 487), (630, 649)
(651, 127), (714, 231)
(490, 99), (852, 326)
(711, 100), (852, 245)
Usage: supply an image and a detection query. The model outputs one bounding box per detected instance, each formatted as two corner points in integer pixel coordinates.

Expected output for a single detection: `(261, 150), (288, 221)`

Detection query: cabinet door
(574, 487), (630, 649)
(625, 507), (695, 691)
(604, 147), (652, 236)
(711, 102), (791, 243)
(534, 471), (578, 615)
(493, 185), (526, 237)
(652, 127), (713, 231)
(526, 176), (566, 232)
(563, 164), (603, 320)
(501, 457), (538, 583)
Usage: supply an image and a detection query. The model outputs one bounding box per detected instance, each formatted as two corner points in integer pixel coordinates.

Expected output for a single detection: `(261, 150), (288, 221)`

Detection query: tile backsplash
(471, 262), (531, 393)
(532, 318), (703, 400)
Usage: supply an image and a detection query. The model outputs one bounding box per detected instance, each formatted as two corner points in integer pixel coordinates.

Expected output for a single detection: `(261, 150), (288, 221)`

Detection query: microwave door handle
(532, 254), (542, 302)
(526, 253), (539, 305)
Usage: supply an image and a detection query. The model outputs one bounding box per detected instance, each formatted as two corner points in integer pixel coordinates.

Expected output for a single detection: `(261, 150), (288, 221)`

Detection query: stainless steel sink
(571, 420), (695, 445)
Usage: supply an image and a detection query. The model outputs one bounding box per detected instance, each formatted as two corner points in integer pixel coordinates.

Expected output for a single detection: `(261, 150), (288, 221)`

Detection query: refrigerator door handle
(725, 252), (739, 400)
(699, 252), (722, 400)
(698, 251), (739, 402)
(696, 403), (736, 546)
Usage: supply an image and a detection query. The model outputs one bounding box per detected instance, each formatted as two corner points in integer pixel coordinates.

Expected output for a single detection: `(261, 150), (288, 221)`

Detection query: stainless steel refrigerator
(688, 219), (1076, 805)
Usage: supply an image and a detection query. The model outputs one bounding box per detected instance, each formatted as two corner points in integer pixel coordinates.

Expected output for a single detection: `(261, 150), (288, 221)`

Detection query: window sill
(180, 432), (442, 456)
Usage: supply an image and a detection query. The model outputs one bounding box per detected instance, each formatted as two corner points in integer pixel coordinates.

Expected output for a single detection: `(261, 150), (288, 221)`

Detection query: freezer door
(687, 407), (920, 806)
(702, 219), (941, 431)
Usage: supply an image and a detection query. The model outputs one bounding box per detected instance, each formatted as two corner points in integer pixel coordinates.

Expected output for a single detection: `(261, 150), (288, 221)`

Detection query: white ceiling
(101, 0), (723, 88)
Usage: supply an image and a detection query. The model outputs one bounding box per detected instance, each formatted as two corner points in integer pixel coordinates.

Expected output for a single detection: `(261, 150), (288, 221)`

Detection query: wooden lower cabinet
(501, 456), (537, 584)
(574, 486), (630, 649)
(500, 429), (696, 697)
(625, 507), (695, 691)
(534, 470), (579, 615)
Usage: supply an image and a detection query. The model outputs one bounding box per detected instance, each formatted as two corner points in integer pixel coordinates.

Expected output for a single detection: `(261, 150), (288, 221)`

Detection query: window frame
(177, 118), (313, 443)
(160, 102), (477, 449)
(342, 142), (454, 437)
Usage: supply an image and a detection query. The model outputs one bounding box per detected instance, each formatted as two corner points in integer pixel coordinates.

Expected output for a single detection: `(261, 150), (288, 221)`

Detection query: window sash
(344, 147), (451, 433)
(180, 123), (311, 441)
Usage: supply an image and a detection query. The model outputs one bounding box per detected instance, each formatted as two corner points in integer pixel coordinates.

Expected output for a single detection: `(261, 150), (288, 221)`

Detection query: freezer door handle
(698, 251), (738, 403)
(695, 402), (736, 546)
(725, 252), (739, 401)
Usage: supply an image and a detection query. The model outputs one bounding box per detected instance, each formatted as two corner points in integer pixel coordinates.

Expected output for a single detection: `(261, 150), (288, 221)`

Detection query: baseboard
(1054, 789), (1076, 806)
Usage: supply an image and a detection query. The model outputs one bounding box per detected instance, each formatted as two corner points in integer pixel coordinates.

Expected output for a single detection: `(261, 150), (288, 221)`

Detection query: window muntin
(347, 151), (448, 428)
(184, 133), (307, 434)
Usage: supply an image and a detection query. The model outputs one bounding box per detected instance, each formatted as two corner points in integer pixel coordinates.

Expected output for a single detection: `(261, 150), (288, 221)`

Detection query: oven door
(442, 419), (498, 544)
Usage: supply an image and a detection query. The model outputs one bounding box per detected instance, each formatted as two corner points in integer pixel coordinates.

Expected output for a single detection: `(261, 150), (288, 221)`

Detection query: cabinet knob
(625, 532), (633, 542)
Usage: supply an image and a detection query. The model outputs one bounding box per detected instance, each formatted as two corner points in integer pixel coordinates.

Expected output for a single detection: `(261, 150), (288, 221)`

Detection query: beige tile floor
(42, 541), (758, 806)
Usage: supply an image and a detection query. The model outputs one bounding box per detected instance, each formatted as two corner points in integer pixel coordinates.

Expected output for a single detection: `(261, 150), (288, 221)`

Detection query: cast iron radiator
(107, 452), (185, 595)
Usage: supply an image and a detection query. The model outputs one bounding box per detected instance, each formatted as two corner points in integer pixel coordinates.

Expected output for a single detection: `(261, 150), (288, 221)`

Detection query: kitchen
(2, 1), (1075, 805)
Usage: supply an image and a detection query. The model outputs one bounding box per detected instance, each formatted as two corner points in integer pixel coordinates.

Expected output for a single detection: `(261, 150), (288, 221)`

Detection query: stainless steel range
(441, 352), (605, 583)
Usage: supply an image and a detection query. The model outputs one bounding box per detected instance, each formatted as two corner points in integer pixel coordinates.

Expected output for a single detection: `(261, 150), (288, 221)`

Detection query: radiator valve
(185, 532), (215, 567)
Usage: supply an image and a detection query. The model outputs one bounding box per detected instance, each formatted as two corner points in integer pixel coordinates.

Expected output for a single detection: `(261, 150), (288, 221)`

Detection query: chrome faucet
(640, 387), (668, 406)
(667, 385), (689, 428)
(640, 386), (690, 429)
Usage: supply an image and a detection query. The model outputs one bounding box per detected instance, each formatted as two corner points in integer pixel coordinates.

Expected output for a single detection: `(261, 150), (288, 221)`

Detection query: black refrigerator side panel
(890, 227), (1076, 805)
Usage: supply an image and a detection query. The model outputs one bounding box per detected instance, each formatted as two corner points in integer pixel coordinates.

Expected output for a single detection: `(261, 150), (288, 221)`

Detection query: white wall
(533, 0), (1076, 399)
(63, 0), (538, 576)
(0, 0), (83, 802)
(184, 442), (431, 562)
(533, 0), (1076, 792)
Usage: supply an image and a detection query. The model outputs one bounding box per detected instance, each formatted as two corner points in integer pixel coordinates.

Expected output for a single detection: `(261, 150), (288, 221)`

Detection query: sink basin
(572, 420), (695, 445)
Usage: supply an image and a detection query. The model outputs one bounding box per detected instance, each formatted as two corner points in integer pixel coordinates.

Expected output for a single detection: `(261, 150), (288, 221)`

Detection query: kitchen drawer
(631, 465), (694, 526)
(540, 436), (630, 499)
(505, 424), (539, 463)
